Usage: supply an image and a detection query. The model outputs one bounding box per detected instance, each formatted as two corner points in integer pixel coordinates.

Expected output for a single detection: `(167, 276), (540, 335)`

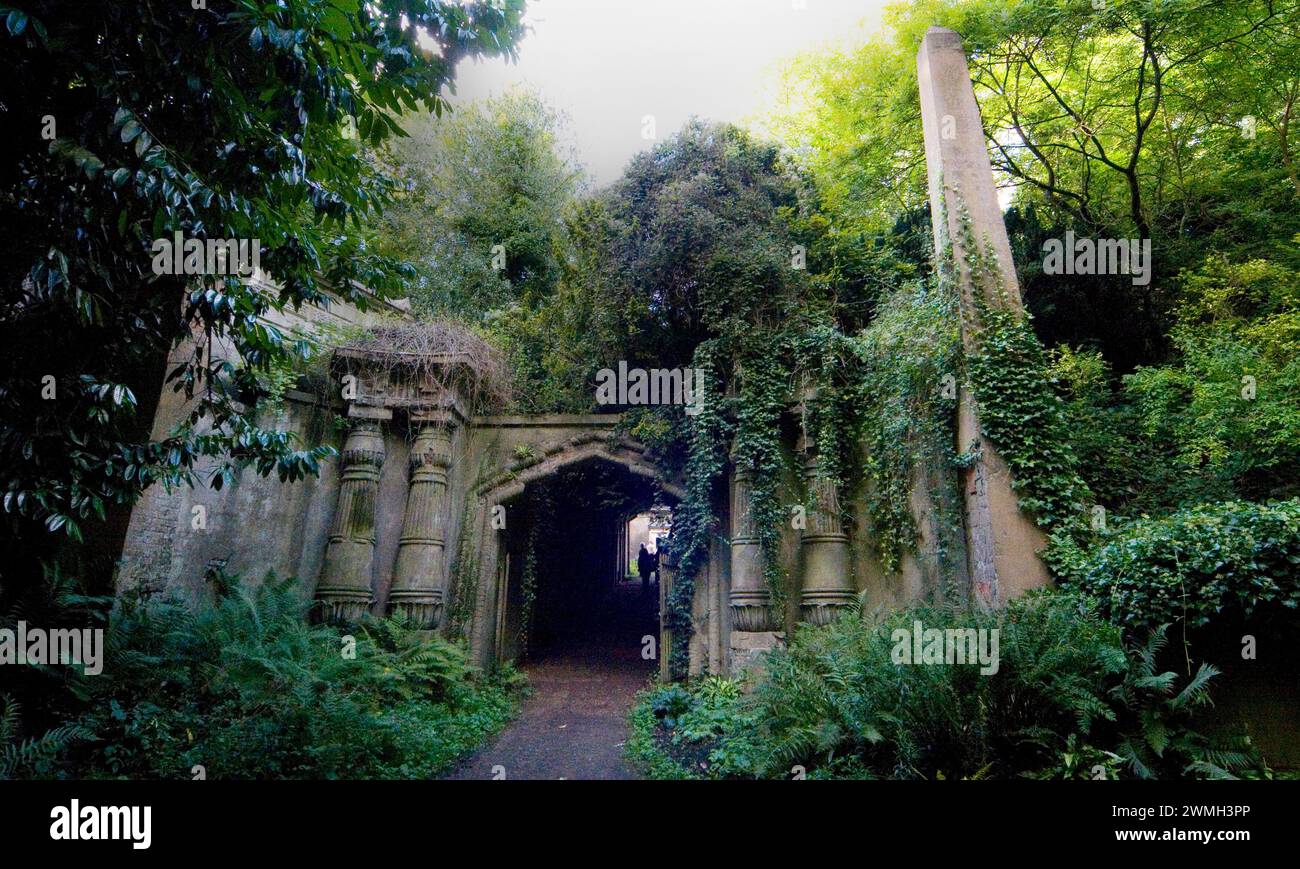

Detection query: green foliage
(0, 0), (525, 556)
(850, 280), (961, 572)
(625, 689), (705, 780)
(1125, 255), (1300, 501)
(627, 678), (761, 780)
(1107, 627), (1254, 780)
(967, 300), (1092, 533)
(445, 480), (488, 642)
(28, 575), (519, 779)
(0, 694), (91, 780)
(1046, 346), (1179, 513)
(631, 593), (1261, 780)
(1050, 499), (1300, 638)
(732, 342), (795, 613)
(663, 344), (730, 678)
(377, 88), (582, 318)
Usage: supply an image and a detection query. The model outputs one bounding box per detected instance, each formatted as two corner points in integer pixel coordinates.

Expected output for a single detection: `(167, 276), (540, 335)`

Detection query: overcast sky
(449, 0), (893, 186)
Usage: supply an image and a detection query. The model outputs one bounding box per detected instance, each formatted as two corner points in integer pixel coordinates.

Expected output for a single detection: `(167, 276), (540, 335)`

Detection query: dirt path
(446, 639), (651, 780)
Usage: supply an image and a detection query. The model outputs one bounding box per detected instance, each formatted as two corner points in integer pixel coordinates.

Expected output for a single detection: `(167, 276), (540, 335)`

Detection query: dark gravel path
(447, 584), (656, 781)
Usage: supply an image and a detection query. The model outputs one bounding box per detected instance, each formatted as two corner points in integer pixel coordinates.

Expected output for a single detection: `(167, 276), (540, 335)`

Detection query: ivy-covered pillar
(315, 413), (389, 622)
(388, 414), (454, 628)
(917, 26), (1051, 604)
(657, 546), (677, 681)
(728, 462), (772, 631)
(798, 449), (855, 625)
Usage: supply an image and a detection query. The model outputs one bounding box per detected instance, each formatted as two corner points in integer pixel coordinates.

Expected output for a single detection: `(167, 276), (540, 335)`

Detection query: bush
(1051, 499), (1300, 637)
(627, 677), (762, 780)
(1124, 256), (1300, 502)
(628, 593), (1261, 780)
(17, 575), (519, 780)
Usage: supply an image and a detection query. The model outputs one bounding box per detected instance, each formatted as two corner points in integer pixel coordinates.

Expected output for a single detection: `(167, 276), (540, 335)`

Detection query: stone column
(316, 415), (388, 622)
(798, 451), (856, 625)
(388, 417), (454, 628)
(917, 26), (1051, 605)
(728, 463), (773, 631)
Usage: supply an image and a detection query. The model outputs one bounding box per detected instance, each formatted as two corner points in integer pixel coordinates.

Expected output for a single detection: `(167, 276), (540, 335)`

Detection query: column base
(388, 589), (444, 629)
(313, 587), (374, 624)
(729, 589), (776, 632)
(798, 589), (857, 626)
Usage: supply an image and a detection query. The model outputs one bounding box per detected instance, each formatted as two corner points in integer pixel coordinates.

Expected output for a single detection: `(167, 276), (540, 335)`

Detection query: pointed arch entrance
(471, 432), (684, 672)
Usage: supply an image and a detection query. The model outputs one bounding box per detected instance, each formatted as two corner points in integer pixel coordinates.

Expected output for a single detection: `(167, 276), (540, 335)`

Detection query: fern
(0, 695), (90, 780)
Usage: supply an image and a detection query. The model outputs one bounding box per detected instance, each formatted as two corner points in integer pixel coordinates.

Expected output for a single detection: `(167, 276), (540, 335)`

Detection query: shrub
(628, 593), (1261, 780)
(627, 677), (761, 780)
(38, 575), (518, 780)
(1051, 499), (1300, 637)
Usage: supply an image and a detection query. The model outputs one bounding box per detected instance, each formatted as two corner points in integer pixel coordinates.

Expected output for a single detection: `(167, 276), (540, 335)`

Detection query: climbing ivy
(518, 530), (539, 657)
(946, 197), (1091, 538)
(732, 339), (793, 615)
(516, 483), (554, 658)
(445, 497), (481, 641)
(967, 298), (1091, 534)
(850, 280), (963, 575)
(663, 341), (730, 678)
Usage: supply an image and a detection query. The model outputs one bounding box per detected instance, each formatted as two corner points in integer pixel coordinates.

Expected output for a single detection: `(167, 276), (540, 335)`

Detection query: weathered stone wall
(116, 282), (412, 602)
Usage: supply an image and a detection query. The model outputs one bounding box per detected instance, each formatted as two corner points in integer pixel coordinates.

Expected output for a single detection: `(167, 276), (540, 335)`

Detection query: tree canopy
(0, 1), (524, 559)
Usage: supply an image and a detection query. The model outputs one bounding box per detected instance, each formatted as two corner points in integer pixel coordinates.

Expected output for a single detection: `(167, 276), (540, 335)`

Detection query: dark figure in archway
(637, 543), (653, 597)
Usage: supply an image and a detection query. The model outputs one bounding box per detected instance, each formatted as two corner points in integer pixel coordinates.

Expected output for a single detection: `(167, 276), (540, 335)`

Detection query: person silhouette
(637, 543), (653, 597)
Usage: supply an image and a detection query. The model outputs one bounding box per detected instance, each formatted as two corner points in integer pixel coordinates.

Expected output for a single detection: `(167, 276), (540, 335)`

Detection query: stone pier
(917, 25), (1052, 604)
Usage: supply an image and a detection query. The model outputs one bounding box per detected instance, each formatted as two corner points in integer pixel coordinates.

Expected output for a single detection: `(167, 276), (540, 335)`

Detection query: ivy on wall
(515, 483), (554, 658)
(967, 299), (1092, 534)
(663, 341), (730, 679)
(849, 280), (962, 574)
(732, 338), (794, 614)
(949, 197), (1092, 539)
(445, 496), (481, 641)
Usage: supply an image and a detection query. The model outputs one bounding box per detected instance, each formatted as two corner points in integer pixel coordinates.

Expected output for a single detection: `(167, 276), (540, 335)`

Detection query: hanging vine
(517, 483), (554, 658)
(952, 202), (1092, 537)
(663, 341), (730, 678)
(732, 337), (794, 613)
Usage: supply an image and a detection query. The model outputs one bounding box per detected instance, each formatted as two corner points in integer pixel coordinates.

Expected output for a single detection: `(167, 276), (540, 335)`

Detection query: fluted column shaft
(799, 451), (855, 624)
(389, 422), (453, 628)
(316, 420), (386, 622)
(728, 465), (774, 631)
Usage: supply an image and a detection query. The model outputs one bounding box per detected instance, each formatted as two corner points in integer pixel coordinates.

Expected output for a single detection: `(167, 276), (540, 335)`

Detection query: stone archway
(462, 427), (687, 672)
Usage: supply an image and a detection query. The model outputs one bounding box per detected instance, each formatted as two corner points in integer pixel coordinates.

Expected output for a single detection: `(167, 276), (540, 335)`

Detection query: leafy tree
(774, 0), (1300, 366)
(578, 119), (815, 371)
(375, 88), (584, 318)
(0, 1), (524, 573)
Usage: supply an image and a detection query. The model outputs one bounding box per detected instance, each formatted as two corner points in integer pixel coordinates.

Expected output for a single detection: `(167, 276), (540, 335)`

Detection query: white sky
(449, 0), (893, 186)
